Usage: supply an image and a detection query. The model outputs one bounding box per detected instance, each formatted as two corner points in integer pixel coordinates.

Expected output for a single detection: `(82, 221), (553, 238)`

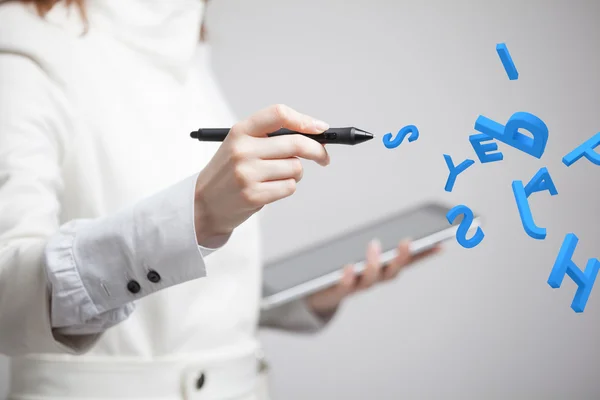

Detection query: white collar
(50, 0), (206, 80)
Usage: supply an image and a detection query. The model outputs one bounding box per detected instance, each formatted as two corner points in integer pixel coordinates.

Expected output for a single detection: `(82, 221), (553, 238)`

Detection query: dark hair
(19, 0), (86, 20)
(16, 0), (209, 40)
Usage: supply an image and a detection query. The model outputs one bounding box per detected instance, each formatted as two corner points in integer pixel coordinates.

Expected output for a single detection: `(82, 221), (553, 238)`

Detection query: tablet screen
(263, 203), (462, 298)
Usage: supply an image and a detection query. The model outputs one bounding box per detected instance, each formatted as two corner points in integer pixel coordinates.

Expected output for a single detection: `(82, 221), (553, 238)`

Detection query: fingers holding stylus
(254, 134), (330, 166)
(244, 158), (305, 183)
(229, 104), (330, 166)
(235, 104), (329, 138)
(194, 104), (332, 246)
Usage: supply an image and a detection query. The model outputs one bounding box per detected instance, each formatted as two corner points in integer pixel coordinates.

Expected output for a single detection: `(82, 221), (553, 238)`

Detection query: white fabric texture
(9, 340), (267, 400)
(46, 172), (224, 335)
(0, 1), (331, 398)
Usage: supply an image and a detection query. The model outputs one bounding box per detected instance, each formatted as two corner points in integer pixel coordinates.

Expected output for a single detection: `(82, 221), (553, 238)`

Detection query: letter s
(382, 125), (419, 149)
(446, 205), (485, 249)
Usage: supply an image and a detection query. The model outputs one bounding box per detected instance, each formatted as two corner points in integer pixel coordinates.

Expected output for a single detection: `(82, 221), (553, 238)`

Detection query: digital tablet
(261, 202), (481, 310)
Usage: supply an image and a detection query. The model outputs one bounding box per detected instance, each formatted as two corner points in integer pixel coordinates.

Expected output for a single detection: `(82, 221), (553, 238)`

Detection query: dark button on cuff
(196, 373), (206, 390)
(147, 270), (161, 283)
(127, 280), (141, 294)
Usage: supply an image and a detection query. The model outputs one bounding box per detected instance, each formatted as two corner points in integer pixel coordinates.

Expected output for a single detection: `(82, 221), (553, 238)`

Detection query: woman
(0, 0), (440, 399)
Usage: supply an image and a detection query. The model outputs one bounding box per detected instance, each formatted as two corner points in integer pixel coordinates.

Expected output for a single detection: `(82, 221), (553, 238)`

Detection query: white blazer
(0, 1), (328, 399)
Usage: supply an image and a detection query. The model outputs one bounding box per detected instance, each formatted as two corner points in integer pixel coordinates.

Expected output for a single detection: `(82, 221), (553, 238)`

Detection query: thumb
(328, 265), (357, 300)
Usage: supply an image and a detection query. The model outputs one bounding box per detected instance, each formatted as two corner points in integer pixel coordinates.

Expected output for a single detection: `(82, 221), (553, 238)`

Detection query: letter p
(548, 233), (600, 313)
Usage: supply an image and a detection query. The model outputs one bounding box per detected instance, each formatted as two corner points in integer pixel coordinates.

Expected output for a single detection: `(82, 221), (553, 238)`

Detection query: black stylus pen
(190, 127), (375, 145)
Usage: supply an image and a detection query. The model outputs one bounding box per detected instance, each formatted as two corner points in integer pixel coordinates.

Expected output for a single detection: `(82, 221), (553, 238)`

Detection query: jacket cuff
(46, 173), (208, 327)
(259, 298), (336, 334)
(46, 226), (138, 329)
(197, 233), (231, 258)
(45, 225), (102, 328)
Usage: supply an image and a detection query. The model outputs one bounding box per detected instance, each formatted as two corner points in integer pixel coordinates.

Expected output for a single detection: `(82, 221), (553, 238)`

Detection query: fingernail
(371, 238), (381, 251)
(314, 119), (329, 132)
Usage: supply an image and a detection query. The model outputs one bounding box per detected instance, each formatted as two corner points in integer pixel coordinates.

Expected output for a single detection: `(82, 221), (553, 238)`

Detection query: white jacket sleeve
(259, 298), (336, 334)
(0, 55), (218, 356)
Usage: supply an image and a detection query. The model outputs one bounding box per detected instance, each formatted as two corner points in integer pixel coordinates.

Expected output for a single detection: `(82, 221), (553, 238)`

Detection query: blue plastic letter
(473, 115), (505, 138)
(562, 132), (600, 166)
(382, 125), (419, 149)
(512, 180), (546, 240)
(512, 167), (558, 240)
(446, 205), (485, 249)
(523, 167), (558, 197)
(444, 154), (475, 192)
(474, 112), (548, 159)
(469, 133), (504, 163)
(496, 43), (519, 80)
(548, 233), (600, 313)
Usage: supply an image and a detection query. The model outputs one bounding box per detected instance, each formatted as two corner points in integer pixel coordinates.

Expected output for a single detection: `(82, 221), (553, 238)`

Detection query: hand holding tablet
(261, 202), (482, 310)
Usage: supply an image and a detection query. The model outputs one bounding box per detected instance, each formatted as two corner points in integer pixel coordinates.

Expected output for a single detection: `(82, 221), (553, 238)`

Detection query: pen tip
(353, 128), (374, 144)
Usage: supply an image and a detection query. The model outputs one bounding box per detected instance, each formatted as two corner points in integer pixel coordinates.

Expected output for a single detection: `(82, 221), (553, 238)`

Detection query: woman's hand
(193, 104), (330, 246)
(307, 239), (442, 318)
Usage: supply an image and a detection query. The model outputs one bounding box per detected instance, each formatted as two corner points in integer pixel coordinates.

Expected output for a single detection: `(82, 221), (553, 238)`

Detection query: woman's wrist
(306, 296), (340, 321)
(193, 185), (233, 247)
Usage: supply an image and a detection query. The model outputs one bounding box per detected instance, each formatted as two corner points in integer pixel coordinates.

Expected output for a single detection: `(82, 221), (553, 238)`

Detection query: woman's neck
(84, 0), (205, 79)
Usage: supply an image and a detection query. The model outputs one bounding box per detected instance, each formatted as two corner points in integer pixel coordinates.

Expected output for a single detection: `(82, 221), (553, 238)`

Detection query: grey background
(2, 0), (600, 398)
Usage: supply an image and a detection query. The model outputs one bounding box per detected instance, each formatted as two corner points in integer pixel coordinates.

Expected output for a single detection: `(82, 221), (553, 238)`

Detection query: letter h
(547, 233), (600, 313)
